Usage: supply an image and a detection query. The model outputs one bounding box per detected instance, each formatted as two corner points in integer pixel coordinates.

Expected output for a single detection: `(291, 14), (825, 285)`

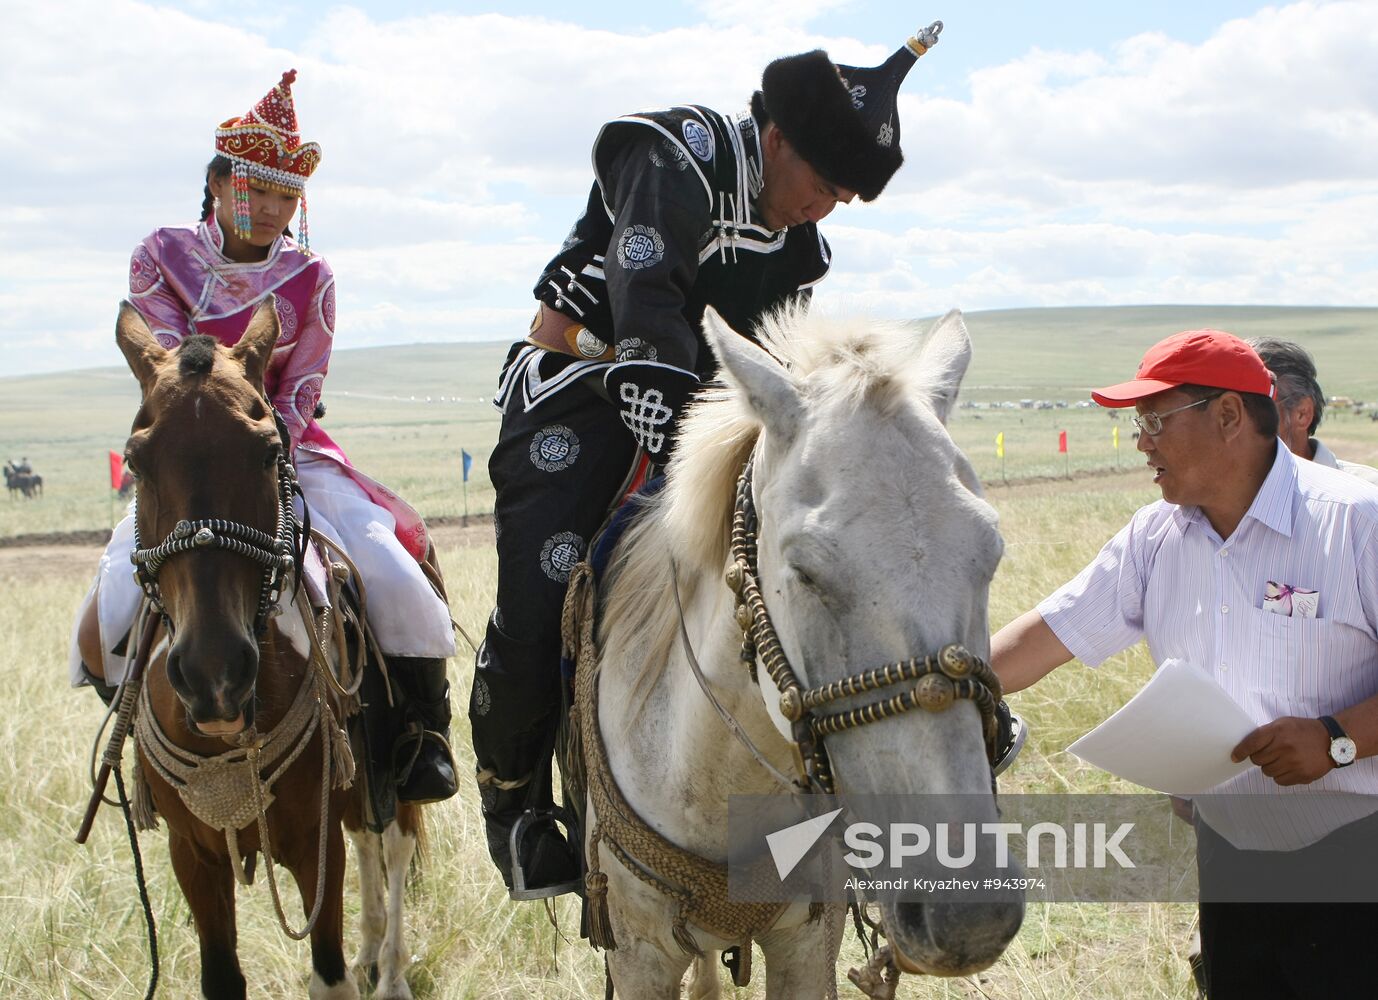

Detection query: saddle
(327, 539), (452, 833)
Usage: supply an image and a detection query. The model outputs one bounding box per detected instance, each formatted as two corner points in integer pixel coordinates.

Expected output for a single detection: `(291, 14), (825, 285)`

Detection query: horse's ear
(919, 309), (972, 425)
(701, 307), (802, 441)
(230, 297), (281, 392)
(115, 301), (168, 387)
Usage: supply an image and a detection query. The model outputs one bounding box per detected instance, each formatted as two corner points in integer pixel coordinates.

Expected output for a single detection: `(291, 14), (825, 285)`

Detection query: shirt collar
(198, 214), (283, 264)
(1173, 438), (1297, 540)
(1311, 438), (1341, 469)
(740, 109), (776, 232)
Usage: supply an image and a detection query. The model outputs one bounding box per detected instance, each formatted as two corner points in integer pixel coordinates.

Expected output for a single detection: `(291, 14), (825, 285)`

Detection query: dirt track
(1, 515), (496, 581)
(0, 469), (1155, 578)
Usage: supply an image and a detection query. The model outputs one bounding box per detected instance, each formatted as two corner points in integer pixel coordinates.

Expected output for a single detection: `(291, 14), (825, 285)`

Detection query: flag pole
(461, 448), (471, 524)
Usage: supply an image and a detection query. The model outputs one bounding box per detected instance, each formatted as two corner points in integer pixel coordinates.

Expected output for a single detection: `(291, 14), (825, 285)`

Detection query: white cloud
(0, 0), (1374, 375)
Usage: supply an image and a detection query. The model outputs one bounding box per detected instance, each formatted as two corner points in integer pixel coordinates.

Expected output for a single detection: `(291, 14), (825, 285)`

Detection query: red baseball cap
(1091, 329), (1276, 408)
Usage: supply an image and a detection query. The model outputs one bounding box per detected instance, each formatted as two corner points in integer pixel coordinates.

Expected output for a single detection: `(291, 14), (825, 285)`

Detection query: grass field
(3, 304), (1376, 997)
(2, 471), (1207, 999)
(4, 305), (1377, 539)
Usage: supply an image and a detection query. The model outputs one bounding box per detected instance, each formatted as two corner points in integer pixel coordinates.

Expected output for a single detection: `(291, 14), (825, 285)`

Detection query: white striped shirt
(1312, 437), (1378, 486)
(1039, 440), (1378, 849)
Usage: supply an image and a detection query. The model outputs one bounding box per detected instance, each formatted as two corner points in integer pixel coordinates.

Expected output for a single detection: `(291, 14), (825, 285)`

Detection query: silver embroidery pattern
(473, 672), (491, 716)
(618, 381), (673, 454)
(617, 224), (665, 270)
(615, 337), (659, 363)
(682, 119), (714, 161)
(649, 137), (689, 171)
(540, 531), (585, 583)
(877, 121), (894, 148)
(529, 424), (582, 472)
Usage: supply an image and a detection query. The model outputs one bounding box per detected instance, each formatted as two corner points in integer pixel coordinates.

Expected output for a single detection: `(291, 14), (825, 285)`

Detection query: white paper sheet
(1067, 658), (1257, 795)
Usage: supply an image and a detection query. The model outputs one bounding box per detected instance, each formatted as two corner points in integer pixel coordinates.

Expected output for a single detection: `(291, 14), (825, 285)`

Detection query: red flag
(1058, 430), (1068, 454)
(108, 450), (124, 489)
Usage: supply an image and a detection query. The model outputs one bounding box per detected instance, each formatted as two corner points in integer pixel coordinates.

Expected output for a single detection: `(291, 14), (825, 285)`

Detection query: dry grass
(0, 476), (1207, 998)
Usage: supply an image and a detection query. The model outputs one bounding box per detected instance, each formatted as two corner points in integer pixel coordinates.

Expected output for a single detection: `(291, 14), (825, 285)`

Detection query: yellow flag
(996, 432), (1005, 459)
(1113, 425), (1120, 449)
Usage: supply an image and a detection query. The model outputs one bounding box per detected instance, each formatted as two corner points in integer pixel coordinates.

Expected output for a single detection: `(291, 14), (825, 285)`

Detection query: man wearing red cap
(989, 330), (1378, 997)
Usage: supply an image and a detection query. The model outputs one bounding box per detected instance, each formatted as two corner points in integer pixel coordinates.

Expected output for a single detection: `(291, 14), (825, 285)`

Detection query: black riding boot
(473, 734), (581, 900)
(78, 661), (119, 707)
(992, 699), (1029, 776)
(390, 656), (459, 804)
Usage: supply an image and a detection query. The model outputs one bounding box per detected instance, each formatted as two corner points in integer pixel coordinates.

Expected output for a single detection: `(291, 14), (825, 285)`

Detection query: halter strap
(129, 412), (302, 637)
(726, 456), (1003, 793)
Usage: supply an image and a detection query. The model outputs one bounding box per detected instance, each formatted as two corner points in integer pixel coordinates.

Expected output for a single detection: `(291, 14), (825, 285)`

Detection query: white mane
(598, 304), (960, 705)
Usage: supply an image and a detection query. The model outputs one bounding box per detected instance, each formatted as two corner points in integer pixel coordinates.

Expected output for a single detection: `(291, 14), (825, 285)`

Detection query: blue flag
(461, 449), (473, 483)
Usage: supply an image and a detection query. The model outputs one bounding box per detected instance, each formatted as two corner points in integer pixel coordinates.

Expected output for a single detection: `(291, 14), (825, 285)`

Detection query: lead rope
(247, 676), (334, 941)
(130, 583), (353, 940)
(241, 569), (357, 940)
(113, 766), (159, 1000)
(669, 563), (798, 791)
(83, 607), (161, 1000)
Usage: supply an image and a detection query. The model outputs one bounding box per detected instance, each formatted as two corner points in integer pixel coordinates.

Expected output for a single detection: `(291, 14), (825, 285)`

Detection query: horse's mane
(599, 304), (952, 707)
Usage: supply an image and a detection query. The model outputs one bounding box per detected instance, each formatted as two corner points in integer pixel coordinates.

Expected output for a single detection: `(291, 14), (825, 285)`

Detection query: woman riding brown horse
(97, 300), (420, 1000)
(71, 70), (456, 805)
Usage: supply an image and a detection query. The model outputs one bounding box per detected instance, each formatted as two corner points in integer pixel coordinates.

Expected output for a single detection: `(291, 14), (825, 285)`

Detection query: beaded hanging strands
(296, 190), (309, 254)
(231, 161), (253, 240)
(213, 69), (321, 250)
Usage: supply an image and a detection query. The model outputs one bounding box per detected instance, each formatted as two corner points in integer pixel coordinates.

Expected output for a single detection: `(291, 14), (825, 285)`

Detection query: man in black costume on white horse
(471, 22), (1026, 899)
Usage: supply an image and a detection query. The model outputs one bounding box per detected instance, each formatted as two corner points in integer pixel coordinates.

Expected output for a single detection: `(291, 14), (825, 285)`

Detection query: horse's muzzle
(886, 896), (1024, 977)
(166, 633), (259, 732)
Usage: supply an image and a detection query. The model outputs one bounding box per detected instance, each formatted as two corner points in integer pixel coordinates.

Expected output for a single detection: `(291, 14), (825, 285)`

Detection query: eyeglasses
(1132, 393), (1223, 436)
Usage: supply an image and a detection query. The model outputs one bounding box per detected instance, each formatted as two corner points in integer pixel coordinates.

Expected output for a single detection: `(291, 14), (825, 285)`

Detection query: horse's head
(116, 299), (286, 737)
(701, 305), (1022, 975)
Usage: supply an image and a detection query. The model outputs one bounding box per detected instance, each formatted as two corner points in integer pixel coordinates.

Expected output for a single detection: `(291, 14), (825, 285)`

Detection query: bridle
(130, 413), (304, 639)
(725, 456), (1004, 794)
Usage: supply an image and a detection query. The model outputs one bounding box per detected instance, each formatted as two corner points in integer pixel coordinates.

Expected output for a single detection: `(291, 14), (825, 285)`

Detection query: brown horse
(105, 299), (423, 1000)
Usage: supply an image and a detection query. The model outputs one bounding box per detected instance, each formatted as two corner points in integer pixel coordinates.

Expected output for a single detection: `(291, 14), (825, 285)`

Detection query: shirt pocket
(1245, 607), (1341, 717)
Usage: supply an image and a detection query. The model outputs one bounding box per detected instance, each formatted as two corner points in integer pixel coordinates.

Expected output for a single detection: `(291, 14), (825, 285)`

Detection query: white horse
(584, 305), (1024, 997)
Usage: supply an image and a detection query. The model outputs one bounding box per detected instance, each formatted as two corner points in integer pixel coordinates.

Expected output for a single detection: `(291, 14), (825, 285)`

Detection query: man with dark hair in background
(1249, 336), (1378, 484)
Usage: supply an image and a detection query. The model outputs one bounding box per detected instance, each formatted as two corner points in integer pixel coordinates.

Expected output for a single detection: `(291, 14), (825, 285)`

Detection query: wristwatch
(1319, 715), (1357, 768)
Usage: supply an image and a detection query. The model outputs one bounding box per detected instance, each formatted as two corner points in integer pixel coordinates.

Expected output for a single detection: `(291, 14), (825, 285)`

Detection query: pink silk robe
(127, 218), (430, 560)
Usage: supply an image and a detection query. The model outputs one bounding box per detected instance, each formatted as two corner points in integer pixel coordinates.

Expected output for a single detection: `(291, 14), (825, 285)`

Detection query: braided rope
(134, 660), (320, 834)
(132, 599), (349, 939)
(248, 670), (335, 941)
(567, 563), (789, 957)
(726, 460), (1004, 781)
(130, 455), (299, 637)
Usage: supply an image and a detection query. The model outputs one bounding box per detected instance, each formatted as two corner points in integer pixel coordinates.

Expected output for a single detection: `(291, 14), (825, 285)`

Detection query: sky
(2, 0), (1375, 376)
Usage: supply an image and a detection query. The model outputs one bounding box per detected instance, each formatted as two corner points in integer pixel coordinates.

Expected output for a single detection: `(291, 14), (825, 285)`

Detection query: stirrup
(508, 806), (583, 901)
(992, 711), (1028, 777)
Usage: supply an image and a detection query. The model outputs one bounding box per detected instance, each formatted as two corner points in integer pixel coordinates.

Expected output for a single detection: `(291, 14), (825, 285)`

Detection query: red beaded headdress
(214, 69), (321, 249)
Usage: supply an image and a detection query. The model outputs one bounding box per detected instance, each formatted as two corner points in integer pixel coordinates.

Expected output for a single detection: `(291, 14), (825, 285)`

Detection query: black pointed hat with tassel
(756, 21), (942, 201)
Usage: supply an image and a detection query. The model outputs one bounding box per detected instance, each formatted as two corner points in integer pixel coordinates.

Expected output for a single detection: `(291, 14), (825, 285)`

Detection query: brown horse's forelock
(177, 334), (219, 376)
